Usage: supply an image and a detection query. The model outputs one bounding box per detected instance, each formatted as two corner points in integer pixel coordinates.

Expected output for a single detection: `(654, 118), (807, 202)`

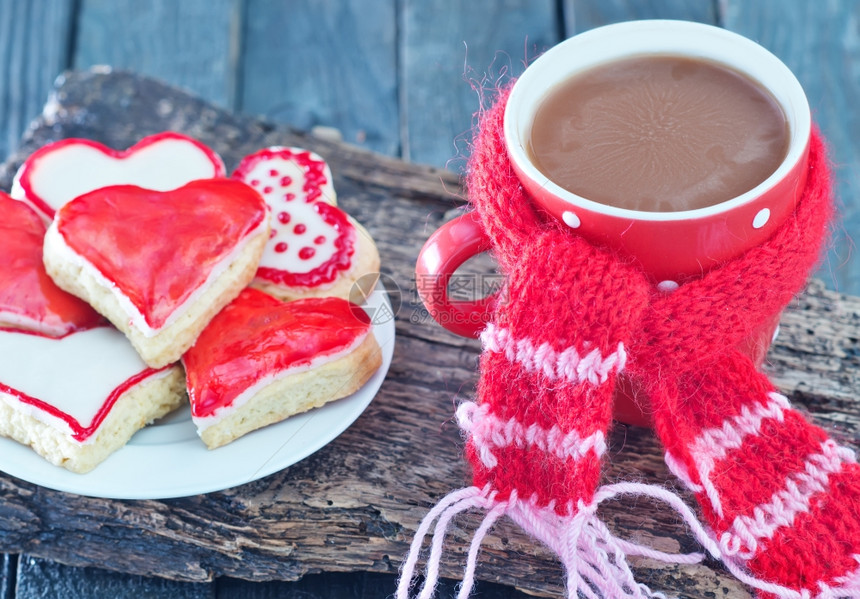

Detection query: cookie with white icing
(0, 329), (185, 473)
(0, 194), (184, 473)
(232, 147), (380, 302)
(11, 132), (226, 221)
(43, 179), (270, 368)
(183, 288), (381, 449)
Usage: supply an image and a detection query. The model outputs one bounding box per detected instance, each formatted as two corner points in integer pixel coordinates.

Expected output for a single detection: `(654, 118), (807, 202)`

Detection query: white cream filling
(191, 331), (368, 433)
(0, 327), (172, 444)
(49, 217), (268, 337)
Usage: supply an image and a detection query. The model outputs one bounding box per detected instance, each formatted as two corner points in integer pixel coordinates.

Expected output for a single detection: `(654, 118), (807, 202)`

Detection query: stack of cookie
(0, 134), (382, 473)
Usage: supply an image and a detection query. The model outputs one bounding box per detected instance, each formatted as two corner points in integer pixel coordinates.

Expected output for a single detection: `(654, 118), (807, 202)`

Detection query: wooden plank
(0, 0), (74, 159)
(239, 0), (399, 157)
(1, 554), (13, 599)
(562, 0), (719, 34)
(399, 0), (558, 169)
(73, 0), (236, 109)
(723, 1), (860, 296)
(216, 572), (530, 598)
(0, 69), (857, 599)
(15, 556), (213, 599)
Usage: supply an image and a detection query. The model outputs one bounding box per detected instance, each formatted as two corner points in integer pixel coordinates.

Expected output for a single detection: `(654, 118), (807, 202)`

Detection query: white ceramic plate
(0, 289), (395, 499)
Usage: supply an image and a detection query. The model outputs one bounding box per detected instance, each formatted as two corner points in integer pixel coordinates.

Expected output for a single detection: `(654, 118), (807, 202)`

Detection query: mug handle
(415, 211), (497, 338)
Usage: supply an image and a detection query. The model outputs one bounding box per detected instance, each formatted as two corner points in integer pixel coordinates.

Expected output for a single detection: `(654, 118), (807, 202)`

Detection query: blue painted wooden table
(1, 1), (859, 598)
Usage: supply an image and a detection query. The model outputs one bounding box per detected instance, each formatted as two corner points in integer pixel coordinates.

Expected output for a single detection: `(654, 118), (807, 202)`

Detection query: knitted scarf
(398, 89), (860, 599)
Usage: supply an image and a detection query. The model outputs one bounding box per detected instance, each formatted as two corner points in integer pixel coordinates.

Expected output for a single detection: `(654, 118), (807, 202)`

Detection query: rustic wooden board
(240, 0), (399, 157)
(0, 554), (12, 599)
(17, 559), (530, 599)
(0, 0), (74, 159)
(14, 556), (212, 599)
(399, 0), (558, 169)
(0, 69), (858, 599)
(561, 0), (719, 32)
(723, 0), (860, 295)
(73, 0), (236, 109)
(216, 571), (527, 598)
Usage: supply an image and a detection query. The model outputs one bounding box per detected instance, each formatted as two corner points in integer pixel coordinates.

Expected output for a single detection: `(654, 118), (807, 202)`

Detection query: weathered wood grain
(0, 70), (857, 599)
(562, 0), (719, 33)
(73, 0), (236, 109)
(723, 0), (860, 295)
(240, 0), (399, 157)
(0, 0), (74, 160)
(15, 556), (213, 599)
(0, 554), (12, 599)
(399, 0), (558, 169)
(216, 571), (529, 598)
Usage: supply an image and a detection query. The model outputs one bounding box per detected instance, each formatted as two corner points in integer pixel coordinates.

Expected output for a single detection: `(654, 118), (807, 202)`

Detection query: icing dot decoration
(231, 147), (353, 287)
(753, 208), (770, 229)
(562, 211), (581, 229)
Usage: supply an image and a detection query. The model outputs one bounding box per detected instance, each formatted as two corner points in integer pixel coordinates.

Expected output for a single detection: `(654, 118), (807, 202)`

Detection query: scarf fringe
(396, 482), (711, 599)
(395, 482), (857, 599)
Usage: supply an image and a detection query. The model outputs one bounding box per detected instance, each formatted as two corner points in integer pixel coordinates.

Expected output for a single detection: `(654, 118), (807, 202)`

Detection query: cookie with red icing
(183, 288), (381, 449)
(0, 194), (184, 473)
(0, 194), (104, 336)
(43, 179), (270, 368)
(11, 132), (226, 221)
(232, 147), (380, 302)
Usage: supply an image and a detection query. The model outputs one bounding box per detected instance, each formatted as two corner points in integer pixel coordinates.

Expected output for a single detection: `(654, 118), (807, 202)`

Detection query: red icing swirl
(55, 180), (268, 330)
(0, 194), (103, 337)
(182, 288), (372, 418)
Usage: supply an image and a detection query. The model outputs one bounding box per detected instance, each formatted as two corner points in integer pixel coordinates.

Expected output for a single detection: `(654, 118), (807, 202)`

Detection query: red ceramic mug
(416, 20), (811, 426)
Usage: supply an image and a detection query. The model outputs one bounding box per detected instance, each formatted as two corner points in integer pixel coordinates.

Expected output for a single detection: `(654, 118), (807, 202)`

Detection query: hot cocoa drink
(526, 55), (789, 212)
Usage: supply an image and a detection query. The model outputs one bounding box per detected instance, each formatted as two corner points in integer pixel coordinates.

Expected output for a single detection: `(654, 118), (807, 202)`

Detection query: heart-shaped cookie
(232, 146), (337, 206)
(12, 132), (226, 220)
(0, 194), (103, 337)
(44, 179), (270, 367)
(232, 147), (380, 301)
(0, 327), (175, 441)
(0, 327), (184, 473)
(183, 288), (381, 449)
(0, 196), (184, 471)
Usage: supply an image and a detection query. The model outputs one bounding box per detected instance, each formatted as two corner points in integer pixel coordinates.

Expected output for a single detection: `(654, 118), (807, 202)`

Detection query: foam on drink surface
(527, 55), (789, 212)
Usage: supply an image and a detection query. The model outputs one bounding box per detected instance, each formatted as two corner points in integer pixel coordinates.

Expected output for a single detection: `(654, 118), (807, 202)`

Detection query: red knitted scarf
(398, 89), (860, 599)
